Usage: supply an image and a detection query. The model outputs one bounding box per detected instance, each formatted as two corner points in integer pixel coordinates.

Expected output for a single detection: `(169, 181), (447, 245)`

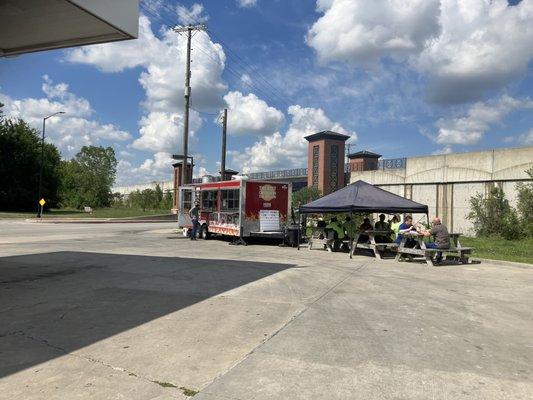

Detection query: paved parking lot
(0, 220), (531, 399)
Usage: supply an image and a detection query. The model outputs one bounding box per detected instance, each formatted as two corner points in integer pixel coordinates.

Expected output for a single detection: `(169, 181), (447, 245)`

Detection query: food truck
(177, 178), (292, 241)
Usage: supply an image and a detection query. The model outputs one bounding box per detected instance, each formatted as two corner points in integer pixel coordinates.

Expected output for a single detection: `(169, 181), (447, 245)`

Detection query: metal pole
(221, 108), (227, 181)
(37, 117), (46, 218)
(181, 27), (193, 187)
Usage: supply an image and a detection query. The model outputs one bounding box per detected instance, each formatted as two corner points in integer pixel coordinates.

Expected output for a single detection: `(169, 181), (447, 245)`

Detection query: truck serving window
(221, 189), (240, 211)
(201, 190), (217, 211)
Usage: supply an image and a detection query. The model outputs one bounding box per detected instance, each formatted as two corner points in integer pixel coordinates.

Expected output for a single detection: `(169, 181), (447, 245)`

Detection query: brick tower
(305, 130), (350, 195)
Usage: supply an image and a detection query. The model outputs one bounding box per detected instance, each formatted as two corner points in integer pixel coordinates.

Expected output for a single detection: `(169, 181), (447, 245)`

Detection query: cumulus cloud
(223, 91), (285, 136)
(307, 0), (533, 104)
(237, 0), (257, 8)
(0, 75), (130, 157)
(176, 3), (209, 25)
(417, 0), (533, 104)
(435, 95), (533, 146)
(519, 130), (533, 146)
(115, 152), (174, 186)
(66, 14), (227, 179)
(133, 110), (202, 152)
(307, 0), (440, 65)
(232, 105), (356, 173)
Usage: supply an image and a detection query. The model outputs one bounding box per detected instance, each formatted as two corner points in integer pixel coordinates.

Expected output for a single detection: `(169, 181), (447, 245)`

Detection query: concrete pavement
(0, 220), (531, 399)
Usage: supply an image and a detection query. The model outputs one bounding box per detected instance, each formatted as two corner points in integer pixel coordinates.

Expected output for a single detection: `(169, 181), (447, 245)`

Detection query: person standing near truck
(189, 200), (200, 240)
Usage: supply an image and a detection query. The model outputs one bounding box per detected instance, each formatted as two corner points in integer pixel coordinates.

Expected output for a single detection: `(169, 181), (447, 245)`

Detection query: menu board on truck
(259, 210), (280, 232)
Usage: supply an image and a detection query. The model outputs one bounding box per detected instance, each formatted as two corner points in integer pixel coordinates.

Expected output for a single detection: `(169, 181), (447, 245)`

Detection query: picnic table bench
(395, 232), (473, 266)
(349, 230), (397, 259)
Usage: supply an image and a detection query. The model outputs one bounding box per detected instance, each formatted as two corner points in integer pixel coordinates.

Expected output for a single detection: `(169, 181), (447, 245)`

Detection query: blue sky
(0, 0), (532, 186)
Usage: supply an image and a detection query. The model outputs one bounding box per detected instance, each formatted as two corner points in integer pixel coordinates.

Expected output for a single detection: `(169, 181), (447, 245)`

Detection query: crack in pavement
(195, 262), (369, 398)
(4, 330), (196, 397)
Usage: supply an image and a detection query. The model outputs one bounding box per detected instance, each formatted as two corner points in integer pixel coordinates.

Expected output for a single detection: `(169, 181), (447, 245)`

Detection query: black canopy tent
(296, 180), (429, 252)
(299, 180), (428, 215)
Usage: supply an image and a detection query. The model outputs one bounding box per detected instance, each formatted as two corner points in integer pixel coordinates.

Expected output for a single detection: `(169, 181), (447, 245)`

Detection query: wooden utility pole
(221, 108), (227, 181)
(173, 24), (206, 186)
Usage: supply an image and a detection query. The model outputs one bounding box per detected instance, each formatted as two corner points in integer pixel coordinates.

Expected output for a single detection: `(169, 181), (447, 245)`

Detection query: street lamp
(37, 111), (65, 218)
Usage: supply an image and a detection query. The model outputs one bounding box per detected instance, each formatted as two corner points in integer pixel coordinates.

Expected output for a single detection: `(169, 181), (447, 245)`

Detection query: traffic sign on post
(39, 198), (46, 206)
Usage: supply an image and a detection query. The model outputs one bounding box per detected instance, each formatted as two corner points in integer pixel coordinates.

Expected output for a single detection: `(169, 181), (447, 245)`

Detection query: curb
(471, 257), (532, 269)
(25, 218), (177, 224)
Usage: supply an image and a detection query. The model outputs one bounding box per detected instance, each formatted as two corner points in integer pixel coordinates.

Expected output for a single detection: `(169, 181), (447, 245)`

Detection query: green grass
(461, 236), (533, 264)
(0, 208), (170, 219)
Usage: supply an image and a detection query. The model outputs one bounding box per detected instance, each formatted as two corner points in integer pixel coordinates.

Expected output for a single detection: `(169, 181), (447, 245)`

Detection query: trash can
(286, 226), (300, 247)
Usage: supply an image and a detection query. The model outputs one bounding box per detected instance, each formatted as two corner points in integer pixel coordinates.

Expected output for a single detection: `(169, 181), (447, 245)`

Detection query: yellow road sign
(39, 198), (46, 206)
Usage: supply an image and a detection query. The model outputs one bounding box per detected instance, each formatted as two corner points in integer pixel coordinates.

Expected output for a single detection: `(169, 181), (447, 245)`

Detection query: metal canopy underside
(0, 0), (138, 56)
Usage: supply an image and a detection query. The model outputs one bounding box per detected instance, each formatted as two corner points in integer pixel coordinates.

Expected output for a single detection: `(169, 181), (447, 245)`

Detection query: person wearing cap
(189, 200), (200, 240)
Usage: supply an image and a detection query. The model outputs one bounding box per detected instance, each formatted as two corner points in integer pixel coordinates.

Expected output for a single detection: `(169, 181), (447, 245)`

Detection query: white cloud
(307, 0), (533, 104)
(518, 129), (533, 146)
(0, 76), (130, 157)
(66, 14), (227, 168)
(176, 3), (209, 25)
(237, 0), (257, 8)
(223, 91), (285, 136)
(133, 110), (202, 152)
(416, 0), (533, 104)
(307, 0), (440, 65)
(435, 95), (533, 146)
(115, 152), (174, 186)
(232, 105), (356, 173)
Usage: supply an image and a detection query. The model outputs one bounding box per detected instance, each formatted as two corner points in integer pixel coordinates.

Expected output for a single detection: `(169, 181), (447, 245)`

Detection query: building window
(221, 189), (240, 211)
(201, 190), (217, 211)
(329, 145), (339, 192)
(312, 145), (319, 188)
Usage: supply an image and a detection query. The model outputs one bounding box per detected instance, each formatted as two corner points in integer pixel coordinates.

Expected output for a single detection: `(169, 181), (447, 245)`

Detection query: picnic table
(349, 230), (397, 259)
(394, 231), (472, 266)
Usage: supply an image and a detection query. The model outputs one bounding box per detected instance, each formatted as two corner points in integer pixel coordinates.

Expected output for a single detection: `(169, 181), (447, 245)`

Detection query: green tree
(154, 184), (164, 205)
(59, 146), (117, 208)
(467, 186), (522, 239)
(516, 168), (533, 237)
(0, 115), (61, 211)
(291, 186), (321, 209)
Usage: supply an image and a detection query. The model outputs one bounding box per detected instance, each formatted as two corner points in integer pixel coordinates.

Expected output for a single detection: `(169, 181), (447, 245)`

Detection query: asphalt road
(0, 220), (531, 399)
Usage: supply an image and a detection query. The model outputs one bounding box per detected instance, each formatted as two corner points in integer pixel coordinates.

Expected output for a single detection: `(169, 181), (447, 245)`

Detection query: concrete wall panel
(452, 183), (484, 235)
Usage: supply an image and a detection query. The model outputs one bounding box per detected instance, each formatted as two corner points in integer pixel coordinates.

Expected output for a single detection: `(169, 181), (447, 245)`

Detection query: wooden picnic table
(349, 230), (397, 259)
(394, 231), (472, 266)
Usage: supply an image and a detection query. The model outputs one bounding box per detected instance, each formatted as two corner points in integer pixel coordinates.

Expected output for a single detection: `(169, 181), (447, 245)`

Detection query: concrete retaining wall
(351, 146), (533, 234)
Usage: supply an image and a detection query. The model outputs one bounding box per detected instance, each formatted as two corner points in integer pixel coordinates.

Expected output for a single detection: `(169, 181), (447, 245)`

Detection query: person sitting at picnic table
(326, 217), (345, 251)
(420, 217), (450, 264)
(396, 215), (417, 248)
(357, 217), (373, 243)
(374, 214), (391, 243)
(343, 216), (358, 241)
(390, 215), (401, 238)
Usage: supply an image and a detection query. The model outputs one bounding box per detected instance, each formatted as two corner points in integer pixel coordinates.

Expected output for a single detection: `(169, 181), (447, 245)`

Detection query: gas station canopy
(0, 0), (139, 57)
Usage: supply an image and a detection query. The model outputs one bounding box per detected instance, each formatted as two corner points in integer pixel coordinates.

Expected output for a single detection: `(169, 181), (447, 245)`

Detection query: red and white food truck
(177, 178), (292, 240)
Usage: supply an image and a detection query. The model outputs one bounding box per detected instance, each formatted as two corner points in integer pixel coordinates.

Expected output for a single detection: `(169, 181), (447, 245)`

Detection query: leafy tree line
(468, 169), (533, 240)
(1, 106), (118, 211)
(113, 185), (173, 211)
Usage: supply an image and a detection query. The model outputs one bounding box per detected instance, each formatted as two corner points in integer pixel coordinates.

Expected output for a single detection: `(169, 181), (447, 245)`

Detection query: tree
(467, 186), (522, 240)
(59, 146), (117, 208)
(0, 115), (61, 211)
(516, 168), (533, 237)
(291, 186), (321, 209)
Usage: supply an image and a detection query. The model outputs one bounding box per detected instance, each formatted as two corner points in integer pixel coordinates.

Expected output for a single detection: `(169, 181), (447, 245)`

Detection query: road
(0, 220), (531, 399)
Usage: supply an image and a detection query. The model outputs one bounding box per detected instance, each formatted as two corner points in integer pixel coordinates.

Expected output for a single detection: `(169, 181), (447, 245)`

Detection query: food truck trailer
(177, 178), (292, 241)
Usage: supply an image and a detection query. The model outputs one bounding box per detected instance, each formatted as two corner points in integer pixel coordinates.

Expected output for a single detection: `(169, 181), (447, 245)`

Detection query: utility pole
(173, 24), (206, 186)
(221, 108), (227, 181)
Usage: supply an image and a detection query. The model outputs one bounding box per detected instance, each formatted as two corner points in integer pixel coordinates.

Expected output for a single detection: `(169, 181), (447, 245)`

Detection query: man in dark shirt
(421, 217), (450, 264)
(189, 200), (200, 240)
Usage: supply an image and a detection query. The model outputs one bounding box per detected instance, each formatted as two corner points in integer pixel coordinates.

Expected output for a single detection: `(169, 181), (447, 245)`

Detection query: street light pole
(37, 111), (64, 218)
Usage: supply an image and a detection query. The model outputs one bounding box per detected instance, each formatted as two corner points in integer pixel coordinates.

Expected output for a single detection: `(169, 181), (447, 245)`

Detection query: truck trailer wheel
(200, 224), (210, 240)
